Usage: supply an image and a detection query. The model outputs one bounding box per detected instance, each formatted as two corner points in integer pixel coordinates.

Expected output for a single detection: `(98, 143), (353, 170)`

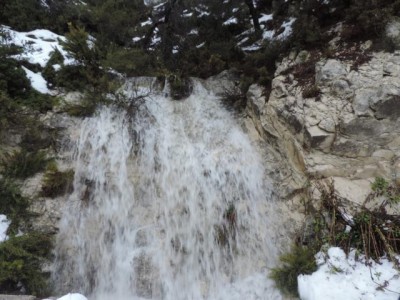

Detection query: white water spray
(53, 79), (283, 300)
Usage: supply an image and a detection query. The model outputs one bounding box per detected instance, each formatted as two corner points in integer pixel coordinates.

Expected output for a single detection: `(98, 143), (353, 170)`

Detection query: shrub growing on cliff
(0, 178), (29, 233)
(0, 232), (53, 297)
(1, 150), (49, 179)
(41, 163), (74, 198)
(270, 245), (317, 297)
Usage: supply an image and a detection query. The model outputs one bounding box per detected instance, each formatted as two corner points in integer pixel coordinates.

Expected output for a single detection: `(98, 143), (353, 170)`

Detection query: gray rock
(352, 88), (377, 116)
(304, 126), (334, 150)
(246, 84), (265, 116)
(374, 95), (400, 120)
(316, 59), (347, 83)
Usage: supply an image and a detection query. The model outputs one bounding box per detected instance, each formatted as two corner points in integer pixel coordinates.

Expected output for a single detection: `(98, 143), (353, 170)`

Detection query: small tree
(61, 23), (99, 68)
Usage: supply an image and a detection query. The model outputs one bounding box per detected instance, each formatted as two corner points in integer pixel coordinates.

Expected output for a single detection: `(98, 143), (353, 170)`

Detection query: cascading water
(53, 79), (284, 300)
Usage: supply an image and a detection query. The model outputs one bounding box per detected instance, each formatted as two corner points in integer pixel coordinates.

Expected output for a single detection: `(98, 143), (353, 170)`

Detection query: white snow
(141, 19), (153, 27)
(1, 26), (74, 67)
(40, 0), (50, 9)
(43, 293), (87, 300)
(22, 66), (52, 94)
(196, 42), (205, 49)
(195, 6), (210, 17)
(261, 17), (296, 41)
(223, 17), (238, 26)
(188, 29), (199, 35)
(241, 44), (262, 52)
(262, 30), (275, 40)
(259, 13), (273, 23)
(132, 36), (143, 42)
(298, 247), (400, 300)
(279, 18), (296, 39)
(0, 215), (10, 243)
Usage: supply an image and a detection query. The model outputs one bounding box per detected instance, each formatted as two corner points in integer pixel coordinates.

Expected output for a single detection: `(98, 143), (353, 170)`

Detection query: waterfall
(52, 79), (283, 300)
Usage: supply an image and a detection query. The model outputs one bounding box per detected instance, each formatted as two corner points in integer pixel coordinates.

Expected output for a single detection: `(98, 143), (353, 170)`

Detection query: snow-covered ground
(1, 26), (73, 67)
(0, 215), (10, 242)
(1, 26), (76, 94)
(298, 247), (400, 300)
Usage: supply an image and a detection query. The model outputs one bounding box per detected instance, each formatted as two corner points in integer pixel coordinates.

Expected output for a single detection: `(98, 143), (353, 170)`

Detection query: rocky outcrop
(246, 50), (400, 208)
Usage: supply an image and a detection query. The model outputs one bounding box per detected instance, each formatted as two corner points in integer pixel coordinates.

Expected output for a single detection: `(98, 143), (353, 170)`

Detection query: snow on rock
(0, 215), (10, 242)
(298, 247), (400, 300)
(1, 26), (74, 67)
(259, 13), (273, 23)
(22, 66), (52, 94)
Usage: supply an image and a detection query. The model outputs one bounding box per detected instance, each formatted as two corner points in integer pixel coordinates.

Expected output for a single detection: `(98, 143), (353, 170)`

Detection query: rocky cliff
(246, 46), (400, 218)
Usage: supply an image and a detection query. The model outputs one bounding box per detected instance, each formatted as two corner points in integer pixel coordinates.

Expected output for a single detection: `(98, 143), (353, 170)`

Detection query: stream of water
(53, 79), (283, 300)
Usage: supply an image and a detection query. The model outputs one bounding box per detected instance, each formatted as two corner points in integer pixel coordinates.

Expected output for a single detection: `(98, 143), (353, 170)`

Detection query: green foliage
(0, 53), (31, 100)
(0, 178), (29, 233)
(54, 65), (89, 91)
(0, 0), (48, 31)
(20, 124), (57, 153)
(41, 162), (74, 198)
(305, 180), (400, 262)
(21, 90), (56, 113)
(1, 150), (49, 179)
(102, 47), (158, 77)
(371, 177), (389, 193)
(220, 85), (247, 114)
(237, 41), (284, 89)
(42, 49), (65, 88)
(0, 91), (18, 130)
(168, 75), (192, 100)
(0, 232), (52, 297)
(270, 245), (317, 297)
(61, 24), (98, 67)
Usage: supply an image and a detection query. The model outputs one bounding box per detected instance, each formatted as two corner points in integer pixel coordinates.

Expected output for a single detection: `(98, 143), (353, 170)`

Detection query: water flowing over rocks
(246, 50), (400, 211)
(51, 79), (286, 300)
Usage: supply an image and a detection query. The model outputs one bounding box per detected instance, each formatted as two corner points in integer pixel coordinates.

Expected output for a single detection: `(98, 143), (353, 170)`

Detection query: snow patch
(22, 66), (52, 94)
(44, 293), (87, 300)
(141, 19), (153, 27)
(298, 247), (400, 300)
(259, 14), (273, 23)
(223, 17), (238, 26)
(132, 36), (143, 43)
(196, 42), (205, 49)
(0, 215), (10, 243)
(2, 26), (74, 67)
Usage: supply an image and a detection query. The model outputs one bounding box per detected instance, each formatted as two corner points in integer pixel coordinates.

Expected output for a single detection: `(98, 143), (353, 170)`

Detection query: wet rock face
(246, 50), (400, 205)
